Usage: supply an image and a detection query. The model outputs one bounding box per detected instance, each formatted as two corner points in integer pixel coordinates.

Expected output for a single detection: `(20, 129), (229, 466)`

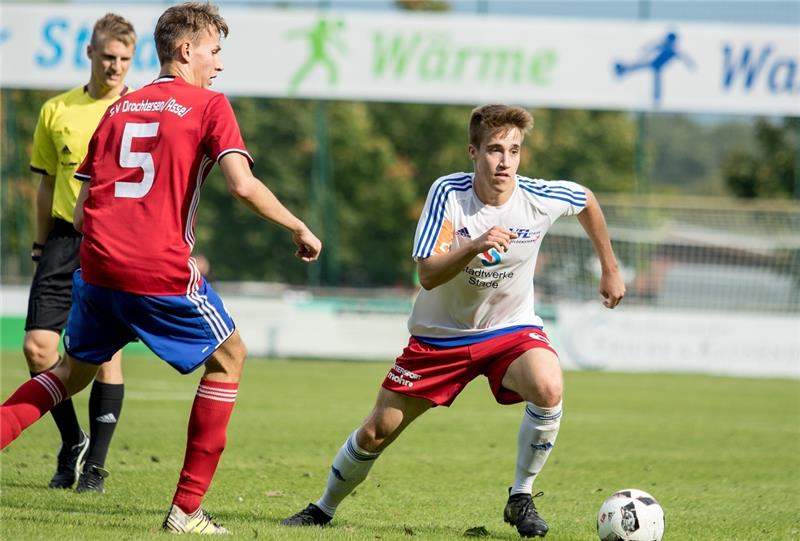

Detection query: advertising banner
(1, 4), (798, 115)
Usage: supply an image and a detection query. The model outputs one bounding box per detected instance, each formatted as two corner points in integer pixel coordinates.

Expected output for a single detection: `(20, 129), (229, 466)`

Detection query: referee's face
(88, 37), (134, 95)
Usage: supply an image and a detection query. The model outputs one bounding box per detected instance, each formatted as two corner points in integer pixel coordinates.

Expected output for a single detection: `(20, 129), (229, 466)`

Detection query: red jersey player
(1, 3), (321, 534)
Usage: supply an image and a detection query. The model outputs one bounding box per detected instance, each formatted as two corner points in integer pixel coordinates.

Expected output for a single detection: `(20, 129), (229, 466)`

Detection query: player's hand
(31, 245), (43, 273)
(599, 267), (625, 309)
(292, 227), (322, 262)
(473, 226), (517, 254)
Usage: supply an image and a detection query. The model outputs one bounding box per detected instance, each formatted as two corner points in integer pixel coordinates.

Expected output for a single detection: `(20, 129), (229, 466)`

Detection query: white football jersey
(409, 172), (587, 342)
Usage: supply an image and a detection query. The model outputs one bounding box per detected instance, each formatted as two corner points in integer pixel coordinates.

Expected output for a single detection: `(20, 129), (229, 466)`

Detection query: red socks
(172, 379), (238, 514)
(1, 372), (66, 449)
(2, 373), (239, 515)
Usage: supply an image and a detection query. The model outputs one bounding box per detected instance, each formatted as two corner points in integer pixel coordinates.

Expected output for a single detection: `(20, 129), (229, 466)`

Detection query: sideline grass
(1, 352), (798, 540)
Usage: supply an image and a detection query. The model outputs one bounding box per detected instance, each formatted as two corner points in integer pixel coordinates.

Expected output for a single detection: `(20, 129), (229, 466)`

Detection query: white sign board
(556, 303), (800, 379)
(1, 4), (798, 115)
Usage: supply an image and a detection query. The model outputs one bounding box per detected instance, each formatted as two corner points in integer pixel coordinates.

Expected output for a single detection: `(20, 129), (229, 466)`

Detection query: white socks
(316, 430), (381, 517)
(511, 401), (562, 496)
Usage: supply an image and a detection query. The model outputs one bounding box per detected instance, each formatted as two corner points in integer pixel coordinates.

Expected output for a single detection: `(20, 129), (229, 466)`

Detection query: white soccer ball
(596, 488), (665, 541)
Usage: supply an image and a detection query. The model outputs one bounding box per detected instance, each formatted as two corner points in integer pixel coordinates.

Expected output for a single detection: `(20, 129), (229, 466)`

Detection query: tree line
(1, 89), (796, 286)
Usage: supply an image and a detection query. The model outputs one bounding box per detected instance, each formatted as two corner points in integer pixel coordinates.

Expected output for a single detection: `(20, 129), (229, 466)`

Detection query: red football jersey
(75, 76), (252, 295)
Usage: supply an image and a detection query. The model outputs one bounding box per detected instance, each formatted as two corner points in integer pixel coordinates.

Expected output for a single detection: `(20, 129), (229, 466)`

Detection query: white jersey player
(283, 104), (626, 539)
(410, 172), (586, 342)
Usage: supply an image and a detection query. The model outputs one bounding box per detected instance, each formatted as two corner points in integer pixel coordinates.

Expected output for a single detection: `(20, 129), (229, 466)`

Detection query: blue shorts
(64, 270), (235, 374)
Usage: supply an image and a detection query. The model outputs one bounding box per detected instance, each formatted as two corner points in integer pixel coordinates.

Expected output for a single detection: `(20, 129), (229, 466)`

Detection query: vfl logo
(479, 248), (502, 267)
(614, 31), (694, 106)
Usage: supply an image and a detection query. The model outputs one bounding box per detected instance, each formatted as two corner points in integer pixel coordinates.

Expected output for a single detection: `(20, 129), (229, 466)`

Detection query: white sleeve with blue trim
(412, 173), (472, 260)
(518, 177), (587, 219)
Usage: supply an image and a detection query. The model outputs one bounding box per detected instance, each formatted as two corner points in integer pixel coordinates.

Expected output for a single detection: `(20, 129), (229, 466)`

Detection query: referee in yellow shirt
(26, 13), (136, 494)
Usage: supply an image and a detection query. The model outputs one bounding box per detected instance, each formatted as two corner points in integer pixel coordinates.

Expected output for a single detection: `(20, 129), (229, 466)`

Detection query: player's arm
(219, 153), (321, 262)
(417, 226), (517, 290)
(577, 189), (625, 308)
(72, 180), (90, 233)
(33, 174), (56, 260)
(30, 102), (57, 261)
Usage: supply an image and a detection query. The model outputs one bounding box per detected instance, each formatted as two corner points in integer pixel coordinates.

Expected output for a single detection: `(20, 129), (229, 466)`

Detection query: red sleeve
(202, 94), (253, 166)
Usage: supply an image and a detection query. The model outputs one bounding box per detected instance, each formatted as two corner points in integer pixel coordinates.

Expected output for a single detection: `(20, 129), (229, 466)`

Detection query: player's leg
(22, 329), (89, 488)
(23, 229), (87, 487)
(502, 347), (563, 493)
(283, 387), (433, 526)
(499, 338), (563, 538)
(124, 279), (243, 534)
(168, 329), (245, 516)
(77, 350), (124, 493)
(4, 270), (134, 451)
(1, 354), (99, 449)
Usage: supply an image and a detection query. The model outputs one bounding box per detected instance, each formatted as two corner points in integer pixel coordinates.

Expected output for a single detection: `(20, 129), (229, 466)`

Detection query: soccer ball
(597, 488), (664, 541)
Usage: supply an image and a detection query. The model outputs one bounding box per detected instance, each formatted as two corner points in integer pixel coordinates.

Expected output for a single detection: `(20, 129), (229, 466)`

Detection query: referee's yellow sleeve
(30, 103), (57, 176)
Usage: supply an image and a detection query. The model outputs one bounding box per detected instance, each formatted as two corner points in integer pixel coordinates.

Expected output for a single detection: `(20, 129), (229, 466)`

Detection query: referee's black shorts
(25, 218), (82, 333)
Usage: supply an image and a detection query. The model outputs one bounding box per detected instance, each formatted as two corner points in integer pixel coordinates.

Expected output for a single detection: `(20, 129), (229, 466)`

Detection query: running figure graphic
(288, 18), (346, 95)
(614, 31), (694, 104)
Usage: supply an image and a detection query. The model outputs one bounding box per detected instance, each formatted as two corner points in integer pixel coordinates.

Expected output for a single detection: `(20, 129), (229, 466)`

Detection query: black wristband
(32, 242), (45, 250)
(31, 252), (41, 262)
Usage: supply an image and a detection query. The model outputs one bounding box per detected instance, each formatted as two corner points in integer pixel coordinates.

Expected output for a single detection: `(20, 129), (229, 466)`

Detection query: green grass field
(1, 352), (798, 540)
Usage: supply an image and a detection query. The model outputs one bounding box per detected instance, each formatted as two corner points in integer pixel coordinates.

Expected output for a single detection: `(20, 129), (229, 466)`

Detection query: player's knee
(22, 338), (58, 372)
(204, 336), (247, 381)
(224, 338), (247, 374)
(234, 338), (247, 364)
(537, 382), (563, 407)
(520, 378), (562, 407)
(223, 331), (247, 364)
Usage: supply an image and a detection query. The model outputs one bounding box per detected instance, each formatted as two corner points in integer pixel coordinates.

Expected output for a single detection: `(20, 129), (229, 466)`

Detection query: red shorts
(382, 327), (558, 407)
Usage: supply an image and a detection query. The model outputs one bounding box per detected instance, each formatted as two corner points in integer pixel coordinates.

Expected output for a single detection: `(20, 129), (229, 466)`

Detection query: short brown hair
(154, 2), (229, 64)
(91, 13), (137, 49)
(468, 104), (534, 147)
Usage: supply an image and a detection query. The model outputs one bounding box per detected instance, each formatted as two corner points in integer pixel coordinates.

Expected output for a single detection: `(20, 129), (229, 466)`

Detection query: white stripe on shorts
(187, 291), (230, 344)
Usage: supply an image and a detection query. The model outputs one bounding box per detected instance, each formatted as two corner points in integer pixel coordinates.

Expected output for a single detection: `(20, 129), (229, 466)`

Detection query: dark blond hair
(91, 13), (137, 49)
(468, 104), (534, 147)
(154, 2), (229, 64)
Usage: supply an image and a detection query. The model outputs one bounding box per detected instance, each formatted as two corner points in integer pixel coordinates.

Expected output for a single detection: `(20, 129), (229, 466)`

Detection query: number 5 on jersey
(115, 122), (159, 198)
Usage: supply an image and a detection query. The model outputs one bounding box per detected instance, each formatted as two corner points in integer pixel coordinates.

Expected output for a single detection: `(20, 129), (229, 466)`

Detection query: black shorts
(25, 219), (82, 333)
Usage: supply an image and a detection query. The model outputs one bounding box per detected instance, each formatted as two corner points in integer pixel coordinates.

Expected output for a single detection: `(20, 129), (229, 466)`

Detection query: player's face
(469, 127), (523, 199)
(87, 37), (134, 93)
(189, 27), (224, 89)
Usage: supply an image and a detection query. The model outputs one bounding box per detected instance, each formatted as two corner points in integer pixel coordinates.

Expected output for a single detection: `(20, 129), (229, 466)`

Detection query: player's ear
(86, 44), (93, 60)
(178, 40), (192, 63)
(468, 144), (477, 160)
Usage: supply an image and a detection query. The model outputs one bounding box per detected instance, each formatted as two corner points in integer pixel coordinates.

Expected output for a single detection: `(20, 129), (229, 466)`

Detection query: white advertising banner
(556, 303), (800, 379)
(1, 4), (798, 116)
(2, 285), (798, 377)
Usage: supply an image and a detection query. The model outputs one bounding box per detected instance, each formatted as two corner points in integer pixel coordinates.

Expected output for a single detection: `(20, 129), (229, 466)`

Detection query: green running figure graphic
(288, 19), (346, 95)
